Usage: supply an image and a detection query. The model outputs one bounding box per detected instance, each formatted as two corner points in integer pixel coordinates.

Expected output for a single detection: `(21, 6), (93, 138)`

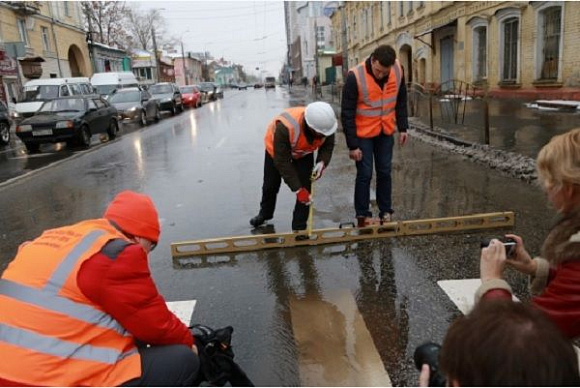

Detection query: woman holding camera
(477, 128), (580, 339)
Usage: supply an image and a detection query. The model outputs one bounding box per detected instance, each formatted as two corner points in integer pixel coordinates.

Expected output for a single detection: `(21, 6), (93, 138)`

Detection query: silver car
(108, 88), (160, 126)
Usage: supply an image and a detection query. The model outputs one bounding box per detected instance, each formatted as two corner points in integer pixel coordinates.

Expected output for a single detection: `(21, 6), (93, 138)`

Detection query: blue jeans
(354, 133), (394, 218)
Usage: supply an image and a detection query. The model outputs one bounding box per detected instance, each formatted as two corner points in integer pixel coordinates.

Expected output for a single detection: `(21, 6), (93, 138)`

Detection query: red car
(179, 85), (202, 108)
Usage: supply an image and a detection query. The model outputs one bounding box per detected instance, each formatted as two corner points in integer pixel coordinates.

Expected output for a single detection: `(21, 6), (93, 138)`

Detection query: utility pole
(86, 10), (97, 74)
(151, 26), (160, 82)
(180, 40), (188, 85)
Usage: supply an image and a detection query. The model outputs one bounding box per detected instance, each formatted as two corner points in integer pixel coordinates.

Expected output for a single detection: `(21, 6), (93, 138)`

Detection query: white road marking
(166, 300), (197, 326)
(290, 289), (391, 387)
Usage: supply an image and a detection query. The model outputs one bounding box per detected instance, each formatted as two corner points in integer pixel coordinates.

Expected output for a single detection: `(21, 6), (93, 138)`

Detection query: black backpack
(189, 325), (254, 387)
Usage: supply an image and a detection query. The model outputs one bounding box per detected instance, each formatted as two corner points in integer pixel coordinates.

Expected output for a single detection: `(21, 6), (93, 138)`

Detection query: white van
(12, 77), (93, 122)
(91, 72), (139, 98)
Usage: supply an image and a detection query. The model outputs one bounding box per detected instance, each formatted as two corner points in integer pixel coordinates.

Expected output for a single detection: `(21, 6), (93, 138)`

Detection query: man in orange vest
(250, 101), (337, 231)
(341, 45), (409, 227)
(0, 191), (199, 386)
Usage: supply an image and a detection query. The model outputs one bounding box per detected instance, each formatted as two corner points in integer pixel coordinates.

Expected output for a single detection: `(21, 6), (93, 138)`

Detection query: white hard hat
(304, 101), (337, 136)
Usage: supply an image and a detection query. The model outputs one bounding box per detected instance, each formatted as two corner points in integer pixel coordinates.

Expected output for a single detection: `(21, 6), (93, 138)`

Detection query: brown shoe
(357, 216), (372, 227)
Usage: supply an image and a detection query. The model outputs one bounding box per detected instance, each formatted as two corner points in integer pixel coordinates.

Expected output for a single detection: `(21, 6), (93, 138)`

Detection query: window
(540, 7), (561, 79)
(388, 2), (392, 24)
(59, 85), (70, 97)
(353, 11), (357, 40)
(473, 26), (487, 81)
(408, 1), (414, 14)
(369, 7), (374, 35)
(380, 2), (384, 29)
(69, 84), (82, 95)
(64, 1), (70, 16)
(87, 99), (97, 110)
(399, 2), (404, 17)
(93, 99), (105, 109)
(17, 19), (28, 45)
(81, 84), (92, 94)
(317, 26), (325, 49)
(41, 27), (50, 51)
(502, 18), (519, 81)
(418, 1), (424, 7)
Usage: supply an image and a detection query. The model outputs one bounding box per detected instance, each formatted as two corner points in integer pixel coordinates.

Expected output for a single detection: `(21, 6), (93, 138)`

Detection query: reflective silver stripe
(356, 107), (394, 117)
(0, 323), (137, 364)
(45, 230), (105, 293)
(0, 279), (129, 336)
(280, 112), (301, 148)
(356, 64), (394, 108)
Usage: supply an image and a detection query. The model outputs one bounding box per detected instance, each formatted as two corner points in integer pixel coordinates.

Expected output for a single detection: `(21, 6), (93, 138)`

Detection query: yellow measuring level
(171, 212), (515, 258)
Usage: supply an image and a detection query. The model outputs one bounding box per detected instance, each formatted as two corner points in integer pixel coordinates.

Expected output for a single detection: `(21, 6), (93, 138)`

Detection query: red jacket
(483, 260), (580, 338)
(0, 242), (193, 386)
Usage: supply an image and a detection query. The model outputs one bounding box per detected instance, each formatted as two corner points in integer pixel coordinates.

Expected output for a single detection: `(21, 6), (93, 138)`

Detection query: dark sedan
(109, 88), (160, 125)
(0, 101), (11, 145)
(15, 95), (119, 153)
(149, 83), (183, 115)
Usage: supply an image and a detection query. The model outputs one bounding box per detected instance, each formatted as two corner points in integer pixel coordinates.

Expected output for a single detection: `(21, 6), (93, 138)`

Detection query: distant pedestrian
(289, 76), (293, 91)
(312, 75), (319, 99)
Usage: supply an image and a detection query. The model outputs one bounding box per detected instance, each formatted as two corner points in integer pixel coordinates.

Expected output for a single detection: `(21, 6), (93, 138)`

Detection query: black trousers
(121, 345), (199, 387)
(259, 151), (313, 230)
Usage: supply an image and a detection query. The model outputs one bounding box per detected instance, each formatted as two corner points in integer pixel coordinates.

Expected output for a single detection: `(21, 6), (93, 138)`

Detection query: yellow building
(333, 1), (580, 99)
(0, 1), (91, 104)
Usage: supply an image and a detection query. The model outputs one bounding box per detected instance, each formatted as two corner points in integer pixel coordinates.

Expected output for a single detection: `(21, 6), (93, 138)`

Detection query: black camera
(480, 237), (517, 258)
(414, 342), (446, 387)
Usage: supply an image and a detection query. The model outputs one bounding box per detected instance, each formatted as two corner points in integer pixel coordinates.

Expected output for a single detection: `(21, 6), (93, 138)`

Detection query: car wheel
(140, 110), (147, 126)
(108, 119), (119, 140)
(0, 121), (10, 145)
(171, 103), (176, 116)
(79, 125), (91, 149)
(24, 142), (40, 153)
(154, 107), (161, 122)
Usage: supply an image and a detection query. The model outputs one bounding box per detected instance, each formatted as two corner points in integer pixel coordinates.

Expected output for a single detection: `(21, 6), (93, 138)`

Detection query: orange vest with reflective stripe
(351, 59), (402, 138)
(0, 219), (141, 386)
(264, 107), (325, 159)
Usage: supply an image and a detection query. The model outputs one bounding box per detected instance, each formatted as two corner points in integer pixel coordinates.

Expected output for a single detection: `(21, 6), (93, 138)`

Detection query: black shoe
(250, 214), (268, 227)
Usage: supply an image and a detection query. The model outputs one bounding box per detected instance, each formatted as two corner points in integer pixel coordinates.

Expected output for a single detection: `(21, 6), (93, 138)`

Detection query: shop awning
(414, 19), (457, 38)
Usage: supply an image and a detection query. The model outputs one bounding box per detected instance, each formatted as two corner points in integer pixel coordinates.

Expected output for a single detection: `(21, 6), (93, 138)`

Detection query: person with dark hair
(249, 102), (337, 231)
(477, 128), (580, 339)
(341, 44), (409, 227)
(419, 300), (580, 386)
(0, 191), (199, 386)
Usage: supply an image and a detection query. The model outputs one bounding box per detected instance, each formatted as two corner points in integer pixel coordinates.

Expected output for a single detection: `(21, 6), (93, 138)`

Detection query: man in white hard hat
(250, 102), (337, 231)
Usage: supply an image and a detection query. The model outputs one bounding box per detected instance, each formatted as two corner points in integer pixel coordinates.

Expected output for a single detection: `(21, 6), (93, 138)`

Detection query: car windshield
(199, 83), (214, 91)
(109, 91), (140, 103)
(149, 84), (172, 94)
(39, 98), (85, 113)
(22, 85), (59, 102)
(180, 87), (195, 94)
(94, 85), (117, 96)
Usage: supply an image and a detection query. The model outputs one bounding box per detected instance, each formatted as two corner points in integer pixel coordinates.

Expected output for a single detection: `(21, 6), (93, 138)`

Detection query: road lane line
(166, 300), (197, 326)
(289, 289), (391, 387)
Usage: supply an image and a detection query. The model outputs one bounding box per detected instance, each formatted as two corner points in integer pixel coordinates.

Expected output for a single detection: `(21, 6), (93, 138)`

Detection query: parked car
(11, 78), (93, 124)
(15, 95), (119, 153)
(198, 82), (216, 101)
(264, 77), (276, 89)
(149, 83), (183, 115)
(212, 83), (224, 99)
(91, 72), (139, 99)
(194, 84), (210, 104)
(237, 83), (248, 90)
(179, 85), (203, 108)
(0, 101), (11, 145)
(108, 87), (160, 125)
(254, 82), (264, 89)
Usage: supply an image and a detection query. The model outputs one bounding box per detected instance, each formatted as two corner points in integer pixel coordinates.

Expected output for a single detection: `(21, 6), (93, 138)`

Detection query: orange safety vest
(0, 219), (141, 386)
(351, 59), (402, 138)
(264, 107), (326, 159)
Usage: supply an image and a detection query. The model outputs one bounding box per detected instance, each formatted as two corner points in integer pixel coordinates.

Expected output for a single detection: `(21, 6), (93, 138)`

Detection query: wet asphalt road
(0, 86), (559, 385)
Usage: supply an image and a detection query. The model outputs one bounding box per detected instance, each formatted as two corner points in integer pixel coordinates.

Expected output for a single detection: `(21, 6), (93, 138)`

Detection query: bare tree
(124, 6), (174, 51)
(81, 1), (129, 48)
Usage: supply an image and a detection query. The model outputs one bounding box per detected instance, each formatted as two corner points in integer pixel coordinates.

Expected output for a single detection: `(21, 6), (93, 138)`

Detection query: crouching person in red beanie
(0, 191), (198, 387)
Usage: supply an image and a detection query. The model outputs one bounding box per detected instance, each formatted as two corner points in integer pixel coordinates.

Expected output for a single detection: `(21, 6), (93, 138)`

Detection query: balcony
(7, 1), (40, 15)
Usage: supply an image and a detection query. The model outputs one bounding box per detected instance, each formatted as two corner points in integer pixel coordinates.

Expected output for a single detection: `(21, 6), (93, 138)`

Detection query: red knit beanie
(103, 191), (160, 243)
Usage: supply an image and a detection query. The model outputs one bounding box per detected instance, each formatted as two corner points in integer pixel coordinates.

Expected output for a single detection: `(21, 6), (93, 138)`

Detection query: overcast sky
(139, 1), (287, 78)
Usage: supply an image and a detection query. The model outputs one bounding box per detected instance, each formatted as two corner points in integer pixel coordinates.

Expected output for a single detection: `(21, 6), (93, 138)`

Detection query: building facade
(173, 54), (203, 86)
(0, 1), (91, 105)
(89, 42), (129, 74)
(332, 1), (580, 99)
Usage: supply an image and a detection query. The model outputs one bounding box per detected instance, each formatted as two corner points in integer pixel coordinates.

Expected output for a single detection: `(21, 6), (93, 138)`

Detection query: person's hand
(312, 161), (325, 181)
(296, 187), (311, 205)
(480, 239), (507, 283)
(419, 364), (430, 387)
(349, 148), (363, 162)
(399, 132), (408, 146)
(504, 234), (537, 275)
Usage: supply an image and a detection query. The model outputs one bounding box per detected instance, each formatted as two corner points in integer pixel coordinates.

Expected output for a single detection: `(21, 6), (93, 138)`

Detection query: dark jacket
(478, 205), (580, 339)
(341, 56), (409, 150)
(273, 121), (335, 192)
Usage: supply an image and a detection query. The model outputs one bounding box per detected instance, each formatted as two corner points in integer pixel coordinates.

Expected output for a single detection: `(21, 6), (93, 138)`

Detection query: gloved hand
(296, 187), (311, 205)
(312, 161), (325, 181)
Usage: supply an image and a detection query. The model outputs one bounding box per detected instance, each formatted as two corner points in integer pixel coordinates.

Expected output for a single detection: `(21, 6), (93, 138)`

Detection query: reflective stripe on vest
(280, 111), (301, 149)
